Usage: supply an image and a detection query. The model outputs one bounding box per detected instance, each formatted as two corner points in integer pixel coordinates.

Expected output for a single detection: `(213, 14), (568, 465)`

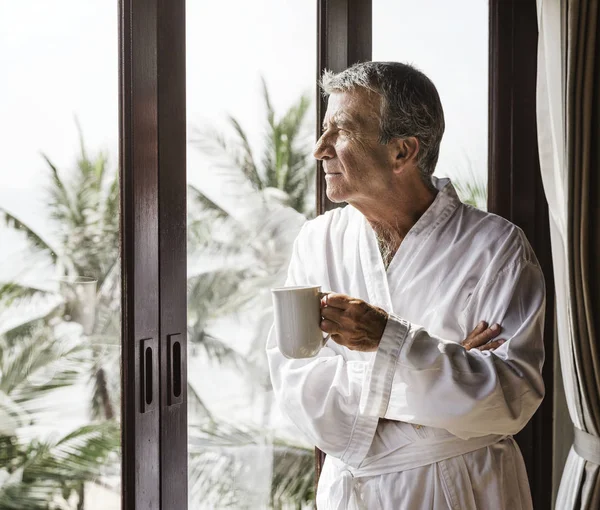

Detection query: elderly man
(267, 62), (545, 509)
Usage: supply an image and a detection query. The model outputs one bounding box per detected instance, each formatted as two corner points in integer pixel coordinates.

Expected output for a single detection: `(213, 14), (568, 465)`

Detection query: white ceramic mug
(271, 285), (330, 359)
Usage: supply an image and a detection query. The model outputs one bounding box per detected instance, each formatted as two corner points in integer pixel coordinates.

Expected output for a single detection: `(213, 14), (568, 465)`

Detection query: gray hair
(320, 61), (445, 180)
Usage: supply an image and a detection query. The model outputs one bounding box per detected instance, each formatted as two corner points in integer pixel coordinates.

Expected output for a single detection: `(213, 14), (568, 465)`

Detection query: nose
(313, 133), (335, 161)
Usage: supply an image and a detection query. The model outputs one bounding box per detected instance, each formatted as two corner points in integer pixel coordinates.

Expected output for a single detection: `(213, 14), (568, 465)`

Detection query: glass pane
(0, 2), (121, 508)
(373, 0), (489, 209)
(186, 1), (316, 508)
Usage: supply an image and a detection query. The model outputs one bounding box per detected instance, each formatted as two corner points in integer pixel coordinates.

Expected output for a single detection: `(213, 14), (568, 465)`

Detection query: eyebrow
(323, 112), (359, 130)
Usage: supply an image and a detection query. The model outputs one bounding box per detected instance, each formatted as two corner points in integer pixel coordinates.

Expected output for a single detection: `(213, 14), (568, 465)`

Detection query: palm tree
(188, 78), (315, 355)
(188, 422), (314, 510)
(0, 125), (228, 425)
(0, 324), (120, 510)
(191, 78), (315, 218)
(187, 80), (316, 507)
(0, 79), (318, 507)
(0, 126), (120, 421)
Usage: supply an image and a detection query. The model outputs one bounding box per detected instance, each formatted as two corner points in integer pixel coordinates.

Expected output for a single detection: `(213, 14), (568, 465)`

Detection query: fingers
(462, 323), (502, 350)
(477, 339), (505, 351)
(466, 321), (488, 340)
(323, 293), (353, 310)
(321, 305), (344, 324)
(320, 318), (339, 334)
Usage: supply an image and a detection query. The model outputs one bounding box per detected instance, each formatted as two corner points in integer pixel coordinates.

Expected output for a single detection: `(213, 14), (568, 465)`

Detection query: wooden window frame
(119, 0), (161, 507)
(120, 0), (187, 508)
(118, 0), (554, 508)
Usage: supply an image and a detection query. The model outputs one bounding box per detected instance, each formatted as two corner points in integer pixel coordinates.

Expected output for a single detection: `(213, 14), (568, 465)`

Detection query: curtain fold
(536, 0), (600, 508)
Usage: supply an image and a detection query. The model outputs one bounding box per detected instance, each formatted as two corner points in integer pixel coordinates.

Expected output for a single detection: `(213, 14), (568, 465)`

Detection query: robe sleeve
(266, 230), (379, 468)
(362, 256), (546, 439)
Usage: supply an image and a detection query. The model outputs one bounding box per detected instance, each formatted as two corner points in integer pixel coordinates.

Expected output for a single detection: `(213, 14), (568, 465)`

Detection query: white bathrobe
(267, 178), (545, 510)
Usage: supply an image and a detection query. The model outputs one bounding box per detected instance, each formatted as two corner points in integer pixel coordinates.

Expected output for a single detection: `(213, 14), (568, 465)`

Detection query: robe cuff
(360, 313), (409, 418)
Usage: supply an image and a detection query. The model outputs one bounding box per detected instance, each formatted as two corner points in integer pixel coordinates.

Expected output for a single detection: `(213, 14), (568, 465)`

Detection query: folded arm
(361, 259), (546, 438)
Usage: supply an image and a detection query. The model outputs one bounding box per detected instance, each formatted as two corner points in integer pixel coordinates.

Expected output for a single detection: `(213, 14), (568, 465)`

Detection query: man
(267, 62), (545, 509)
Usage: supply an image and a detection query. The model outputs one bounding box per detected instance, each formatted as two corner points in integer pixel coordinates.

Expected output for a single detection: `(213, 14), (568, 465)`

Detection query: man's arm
(266, 232), (374, 467)
(345, 258), (546, 439)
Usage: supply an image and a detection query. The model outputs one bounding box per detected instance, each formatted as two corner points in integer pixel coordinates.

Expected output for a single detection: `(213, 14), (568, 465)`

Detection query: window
(0, 1), (120, 508)
(373, 0), (489, 209)
(185, 1), (317, 507)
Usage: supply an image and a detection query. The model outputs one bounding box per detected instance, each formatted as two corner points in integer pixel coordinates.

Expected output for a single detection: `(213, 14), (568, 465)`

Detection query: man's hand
(462, 321), (505, 351)
(320, 292), (505, 353)
(320, 293), (388, 352)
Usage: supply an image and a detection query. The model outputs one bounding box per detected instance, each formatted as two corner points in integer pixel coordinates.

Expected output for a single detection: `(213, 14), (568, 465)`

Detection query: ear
(392, 137), (420, 174)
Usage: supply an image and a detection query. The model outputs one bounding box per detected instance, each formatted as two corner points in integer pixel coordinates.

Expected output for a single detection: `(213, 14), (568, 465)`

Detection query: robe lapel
(358, 214), (395, 313)
(355, 178), (461, 315)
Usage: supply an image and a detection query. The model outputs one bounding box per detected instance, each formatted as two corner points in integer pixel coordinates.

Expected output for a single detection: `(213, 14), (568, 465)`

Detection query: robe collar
(355, 177), (462, 313)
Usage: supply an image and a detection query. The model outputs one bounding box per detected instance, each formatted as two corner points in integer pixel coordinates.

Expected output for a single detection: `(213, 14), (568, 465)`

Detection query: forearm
(362, 314), (545, 438)
(266, 327), (378, 466)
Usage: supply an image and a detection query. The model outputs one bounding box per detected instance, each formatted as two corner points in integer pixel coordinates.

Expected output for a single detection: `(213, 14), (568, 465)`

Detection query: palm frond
(188, 184), (230, 219)
(42, 153), (77, 228)
(188, 422), (314, 509)
(190, 129), (263, 198)
(261, 76), (276, 128)
(228, 116), (263, 190)
(270, 441), (315, 508)
(24, 422), (120, 482)
(0, 208), (59, 265)
(260, 91), (313, 207)
(187, 382), (214, 424)
(188, 327), (248, 372)
(447, 158), (488, 211)
(101, 173), (120, 243)
(187, 268), (248, 323)
(0, 423), (119, 509)
(0, 475), (58, 510)
(0, 327), (88, 409)
(0, 283), (55, 310)
(0, 304), (63, 343)
(454, 178), (488, 210)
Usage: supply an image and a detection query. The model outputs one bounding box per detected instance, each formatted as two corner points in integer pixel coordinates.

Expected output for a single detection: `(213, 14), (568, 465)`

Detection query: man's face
(314, 89), (395, 205)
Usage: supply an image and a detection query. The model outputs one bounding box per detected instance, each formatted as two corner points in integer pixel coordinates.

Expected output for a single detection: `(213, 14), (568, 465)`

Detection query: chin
(325, 187), (349, 204)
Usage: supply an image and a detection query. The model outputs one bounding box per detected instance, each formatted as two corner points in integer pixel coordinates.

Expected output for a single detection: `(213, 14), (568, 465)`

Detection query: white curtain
(537, 0), (600, 508)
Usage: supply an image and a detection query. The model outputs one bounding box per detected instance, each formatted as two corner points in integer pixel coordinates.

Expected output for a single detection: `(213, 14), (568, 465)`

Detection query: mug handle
(319, 290), (332, 347)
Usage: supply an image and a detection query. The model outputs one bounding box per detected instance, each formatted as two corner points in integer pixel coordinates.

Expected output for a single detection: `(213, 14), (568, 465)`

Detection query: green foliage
(189, 421), (314, 510)
(450, 162), (488, 211)
(0, 322), (119, 510)
(0, 423), (120, 510)
(191, 77), (315, 217)
(187, 82), (316, 507)
(0, 127), (121, 507)
(0, 80), (318, 507)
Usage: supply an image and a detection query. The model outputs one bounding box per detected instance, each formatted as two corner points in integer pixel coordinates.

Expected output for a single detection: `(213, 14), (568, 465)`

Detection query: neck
(352, 173), (438, 241)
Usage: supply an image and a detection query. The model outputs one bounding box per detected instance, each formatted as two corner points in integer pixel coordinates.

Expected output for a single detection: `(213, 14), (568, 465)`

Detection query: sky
(0, 0), (488, 235)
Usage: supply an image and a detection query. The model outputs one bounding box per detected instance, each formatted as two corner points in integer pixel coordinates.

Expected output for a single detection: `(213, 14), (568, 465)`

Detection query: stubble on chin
(325, 181), (348, 203)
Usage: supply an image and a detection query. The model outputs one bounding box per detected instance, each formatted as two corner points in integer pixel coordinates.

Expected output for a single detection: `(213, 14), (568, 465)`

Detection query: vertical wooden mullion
(315, 0), (372, 492)
(488, 1), (555, 508)
(316, 0), (372, 216)
(120, 0), (161, 508)
(157, 0), (188, 508)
